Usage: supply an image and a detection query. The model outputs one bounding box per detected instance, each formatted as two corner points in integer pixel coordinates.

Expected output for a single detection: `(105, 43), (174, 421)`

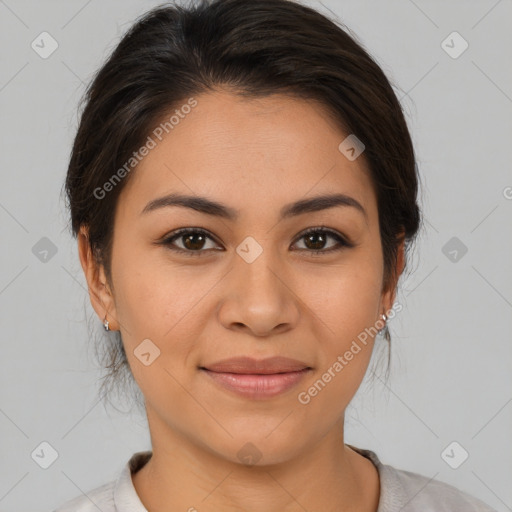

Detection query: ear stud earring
(103, 314), (110, 331)
(378, 313), (388, 335)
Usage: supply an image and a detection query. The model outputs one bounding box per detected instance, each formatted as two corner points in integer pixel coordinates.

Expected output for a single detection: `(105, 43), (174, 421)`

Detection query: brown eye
(160, 226), (352, 257)
(180, 232), (208, 251)
(292, 227), (352, 254)
(161, 228), (220, 257)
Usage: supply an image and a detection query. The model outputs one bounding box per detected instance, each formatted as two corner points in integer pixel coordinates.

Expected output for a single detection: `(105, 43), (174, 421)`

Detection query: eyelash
(159, 226), (353, 257)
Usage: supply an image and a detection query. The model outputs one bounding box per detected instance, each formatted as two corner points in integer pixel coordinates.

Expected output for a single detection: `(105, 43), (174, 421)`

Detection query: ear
(78, 225), (119, 331)
(380, 233), (406, 314)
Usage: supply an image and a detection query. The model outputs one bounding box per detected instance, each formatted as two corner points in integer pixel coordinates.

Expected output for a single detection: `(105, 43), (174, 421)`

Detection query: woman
(55, 0), (496, 510)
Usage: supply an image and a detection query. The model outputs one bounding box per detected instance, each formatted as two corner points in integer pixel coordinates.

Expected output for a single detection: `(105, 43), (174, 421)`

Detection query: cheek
(111, 252), (217, 373)
(295, 267), (382, 421)
(299, 260), (383, 340)
(296, 258), (382, 389)
(112, 241), (196, 333)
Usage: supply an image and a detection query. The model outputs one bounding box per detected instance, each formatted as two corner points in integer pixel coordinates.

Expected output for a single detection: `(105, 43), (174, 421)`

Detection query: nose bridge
(234, 233), (283, 294)
(218, 233), (299, 334)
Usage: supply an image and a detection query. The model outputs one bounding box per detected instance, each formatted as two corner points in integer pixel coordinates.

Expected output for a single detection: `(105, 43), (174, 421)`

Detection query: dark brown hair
(63, 0), (422, 407)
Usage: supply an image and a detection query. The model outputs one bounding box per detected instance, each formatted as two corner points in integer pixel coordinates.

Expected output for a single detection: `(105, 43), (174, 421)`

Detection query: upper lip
(200, 356), (311, 374)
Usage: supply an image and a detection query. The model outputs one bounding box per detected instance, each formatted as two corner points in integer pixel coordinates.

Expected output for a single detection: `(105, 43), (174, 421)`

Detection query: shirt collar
(347, 444), (408, 511)
(113, 451), (152, 511)
(114, 446), (406, 512)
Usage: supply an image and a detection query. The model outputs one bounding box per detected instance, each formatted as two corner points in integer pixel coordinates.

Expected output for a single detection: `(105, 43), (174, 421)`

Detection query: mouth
(199, 356), (312, 399)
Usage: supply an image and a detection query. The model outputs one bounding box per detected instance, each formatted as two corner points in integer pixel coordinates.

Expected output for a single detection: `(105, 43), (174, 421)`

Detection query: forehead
(117, 90), (377, 222)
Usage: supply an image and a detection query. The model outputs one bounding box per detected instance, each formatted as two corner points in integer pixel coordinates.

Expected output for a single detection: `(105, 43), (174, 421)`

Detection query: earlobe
(77, 225), (118, 331)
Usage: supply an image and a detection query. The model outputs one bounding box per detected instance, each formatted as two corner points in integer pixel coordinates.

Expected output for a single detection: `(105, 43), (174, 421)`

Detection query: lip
(201, 356), (311, 374)
(199, 356), (312, 400)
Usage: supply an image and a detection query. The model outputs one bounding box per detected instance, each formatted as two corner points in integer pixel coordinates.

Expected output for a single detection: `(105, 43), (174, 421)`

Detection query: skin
(78, 89), (405, 512)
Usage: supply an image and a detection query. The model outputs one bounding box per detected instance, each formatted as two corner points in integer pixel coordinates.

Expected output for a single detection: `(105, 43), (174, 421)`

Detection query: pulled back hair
(63, 0), (422, 408)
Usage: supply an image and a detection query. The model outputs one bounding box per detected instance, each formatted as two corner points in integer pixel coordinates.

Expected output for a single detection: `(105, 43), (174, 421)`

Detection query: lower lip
(200, 368), (311, 399)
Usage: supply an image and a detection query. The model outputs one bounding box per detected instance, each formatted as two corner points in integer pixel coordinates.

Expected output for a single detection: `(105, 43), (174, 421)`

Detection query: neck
(132, 409), (380, 512)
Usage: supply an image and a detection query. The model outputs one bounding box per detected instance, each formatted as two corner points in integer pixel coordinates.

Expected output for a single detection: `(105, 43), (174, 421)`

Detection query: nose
(217, 245), (300, 337)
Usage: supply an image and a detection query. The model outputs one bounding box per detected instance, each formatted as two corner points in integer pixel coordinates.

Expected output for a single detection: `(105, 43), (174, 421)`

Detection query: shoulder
(387, 465), (497, 512)
(347, 445), (497, 512)
(52, 451), (152, 512)
(52, 480), (116, 512)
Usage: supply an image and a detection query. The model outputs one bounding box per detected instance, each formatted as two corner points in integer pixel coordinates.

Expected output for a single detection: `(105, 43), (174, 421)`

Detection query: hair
(63, 0), (423, 409)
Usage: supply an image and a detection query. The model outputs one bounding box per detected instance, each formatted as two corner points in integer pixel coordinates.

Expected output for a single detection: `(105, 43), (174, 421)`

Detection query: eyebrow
(141, 192), (367, 221)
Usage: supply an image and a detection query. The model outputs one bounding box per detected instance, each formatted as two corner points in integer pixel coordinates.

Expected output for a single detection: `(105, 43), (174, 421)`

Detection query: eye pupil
(183, 233), (206, 250)
(305, 232), (326, 250)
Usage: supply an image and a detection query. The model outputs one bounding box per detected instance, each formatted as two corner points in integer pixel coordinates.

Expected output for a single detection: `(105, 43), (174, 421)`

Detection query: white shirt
(53, 445), (497, 511)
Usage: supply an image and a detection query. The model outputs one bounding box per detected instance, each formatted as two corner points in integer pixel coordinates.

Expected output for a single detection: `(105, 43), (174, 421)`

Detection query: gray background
(0, 0), (511, 510)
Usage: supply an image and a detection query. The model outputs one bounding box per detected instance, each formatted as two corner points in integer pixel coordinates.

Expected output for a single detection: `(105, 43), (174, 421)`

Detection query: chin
(202, 429), (308, 469)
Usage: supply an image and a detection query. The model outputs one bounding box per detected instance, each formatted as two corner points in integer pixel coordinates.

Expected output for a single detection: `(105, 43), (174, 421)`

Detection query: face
(80, 90), (402, 465)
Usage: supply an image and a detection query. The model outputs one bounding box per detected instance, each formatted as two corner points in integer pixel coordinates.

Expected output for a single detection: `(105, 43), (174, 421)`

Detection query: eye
(159, 226), (352, 257)
(291, 226), (352, 255)
(159, 227), (220, 257)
